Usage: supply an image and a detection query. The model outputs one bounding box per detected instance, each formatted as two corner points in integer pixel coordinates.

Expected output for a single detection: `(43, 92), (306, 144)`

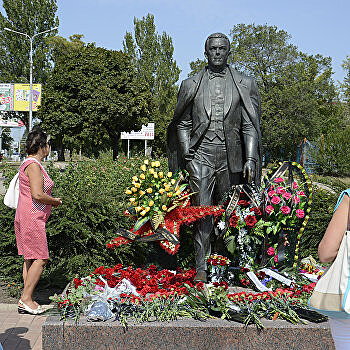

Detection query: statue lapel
(229, 67), (256, 118)
(203, 72), (211, 119)
(224, 72), (233, 117)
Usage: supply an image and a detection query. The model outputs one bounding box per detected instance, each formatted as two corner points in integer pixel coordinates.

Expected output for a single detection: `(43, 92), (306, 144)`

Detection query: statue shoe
(194, 271), (207, 283)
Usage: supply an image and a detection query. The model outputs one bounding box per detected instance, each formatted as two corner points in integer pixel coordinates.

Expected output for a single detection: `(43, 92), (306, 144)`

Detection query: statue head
(204, 33), (231, 71)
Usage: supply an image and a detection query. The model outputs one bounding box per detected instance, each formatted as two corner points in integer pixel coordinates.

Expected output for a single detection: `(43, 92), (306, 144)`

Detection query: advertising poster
(0, 84), (14, 111)
(13, 84), (42, 111)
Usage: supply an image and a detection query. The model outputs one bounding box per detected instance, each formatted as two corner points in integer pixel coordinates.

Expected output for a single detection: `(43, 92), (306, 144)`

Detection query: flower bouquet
(207, 254), (231, 283)
(109, 159), (224, 254)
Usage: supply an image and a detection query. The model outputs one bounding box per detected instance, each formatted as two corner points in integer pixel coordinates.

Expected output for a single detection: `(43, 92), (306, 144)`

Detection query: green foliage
(0, 127), (14, 151)
(0, 154), (155, 286)
(300, 182), (347, 259)
(123, 14), (181, 153)
(0, 0), (59, 128)
(309, 128), (350, 176)
(341, 56), (350, 117)
(38, 37), (155, 160)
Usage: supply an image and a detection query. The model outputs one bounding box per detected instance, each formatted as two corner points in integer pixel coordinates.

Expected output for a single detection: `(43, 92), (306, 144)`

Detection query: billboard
(0, 84), (14, 111)
(13, 84), (42, 111)
(121, 123), (155, 140)
(0, 118), (24, 128)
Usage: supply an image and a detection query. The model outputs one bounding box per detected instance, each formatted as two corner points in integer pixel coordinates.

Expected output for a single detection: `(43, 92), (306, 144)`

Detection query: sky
(56, 0), (350, 84)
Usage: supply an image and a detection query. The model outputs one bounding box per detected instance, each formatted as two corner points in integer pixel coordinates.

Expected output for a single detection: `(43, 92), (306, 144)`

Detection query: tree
(341, 56), (350, 117)
(0, 0), (59, 128)
(188, 24), (341, 160)
(0, 127), (13, 151)
(38, 36), (155, 160)
(123, 14), (180, 153)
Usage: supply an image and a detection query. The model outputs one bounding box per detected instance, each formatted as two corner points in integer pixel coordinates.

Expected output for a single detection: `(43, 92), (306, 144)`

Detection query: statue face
(205, 37), (230, 71)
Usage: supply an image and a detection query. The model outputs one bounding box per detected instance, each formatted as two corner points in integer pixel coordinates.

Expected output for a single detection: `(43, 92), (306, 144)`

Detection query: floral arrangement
(50, 264), (325, 329)
(207, 254), (231, 267)
(220, 161), (312, 268)
(124, 159), (190, 229)
(109, 159), (224, 254)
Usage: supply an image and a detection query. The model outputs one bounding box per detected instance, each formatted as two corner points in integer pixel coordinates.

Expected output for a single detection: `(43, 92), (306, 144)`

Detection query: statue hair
(205, 33), (230, 52)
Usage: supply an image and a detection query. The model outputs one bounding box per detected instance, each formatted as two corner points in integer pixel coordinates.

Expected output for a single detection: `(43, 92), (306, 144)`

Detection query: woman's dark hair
(26, 127), (48, 155)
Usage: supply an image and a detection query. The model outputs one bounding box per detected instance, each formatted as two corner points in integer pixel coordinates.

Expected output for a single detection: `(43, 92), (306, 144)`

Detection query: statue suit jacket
(167, 66), (262, 184)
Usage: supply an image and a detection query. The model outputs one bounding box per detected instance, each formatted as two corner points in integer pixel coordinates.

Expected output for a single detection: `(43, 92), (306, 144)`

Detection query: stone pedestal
(42, 316), (334, 350)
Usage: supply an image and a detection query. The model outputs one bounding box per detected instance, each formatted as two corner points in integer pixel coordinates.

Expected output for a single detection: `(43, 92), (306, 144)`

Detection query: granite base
(42, 316), (334, 350)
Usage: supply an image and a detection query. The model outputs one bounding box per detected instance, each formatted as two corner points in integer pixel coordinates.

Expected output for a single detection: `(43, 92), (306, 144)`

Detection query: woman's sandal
(18, 299), (44, 315)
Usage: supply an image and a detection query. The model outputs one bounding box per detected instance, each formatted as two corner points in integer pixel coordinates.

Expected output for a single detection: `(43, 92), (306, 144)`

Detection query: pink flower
(265, 205), (274, 214)
(268, 190), (276, 197)
(292, 181), (298, 190)
(297, 191), (306, 197)
(274, 177), (284, 184)
(296, 209), (305, 218)
(267, 247), (275, 256)
(292, 195), (300, 204)
(276, 186), (286, 195)
(274, 255), (278, 263)
(271, 196), (281, 205)
(281, 206), (291, 214)
(282, 192), (292, 200)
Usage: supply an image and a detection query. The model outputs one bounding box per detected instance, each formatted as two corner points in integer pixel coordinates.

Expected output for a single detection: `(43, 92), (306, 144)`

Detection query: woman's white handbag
(4, 172), (19, 209)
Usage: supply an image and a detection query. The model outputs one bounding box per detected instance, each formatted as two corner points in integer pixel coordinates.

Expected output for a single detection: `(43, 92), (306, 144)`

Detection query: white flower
(217, 220), (226, 230)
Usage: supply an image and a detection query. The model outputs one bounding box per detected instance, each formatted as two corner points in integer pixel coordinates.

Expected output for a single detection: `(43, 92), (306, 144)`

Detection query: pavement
(0, 304), (49, 350)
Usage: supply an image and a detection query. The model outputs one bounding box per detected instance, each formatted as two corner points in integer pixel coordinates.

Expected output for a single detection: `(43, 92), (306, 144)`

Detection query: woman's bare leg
(20, 259), (48, 310)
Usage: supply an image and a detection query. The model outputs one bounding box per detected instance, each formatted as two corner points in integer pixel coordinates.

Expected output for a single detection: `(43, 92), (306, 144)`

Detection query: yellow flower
(145, 207), (150, 212)
(140, 210), (146, 216)
(135, 183), (141, 188)
(164, 186), (170, 192)
(125, 189), (132, 195)
(129, 198), (136, 203)
(170, 179), (176, 185)
(146, 188), (153, 194)
(159, 172), (163, 178)
(139, 190), (145, 196)
(149, 168), (155, 174)
(144, 160), (149, 165)
(159, 188), (165, 195)
(140, 173), (146, 180)
(132, 176), (138, 182)
(135, 206), (142, 212)
(149, 200), (154, 207)
(131, 187), (137, 192)
(153, 173), (158, 179)
(155, 161), (160, 167)
(162, 205), (167, 211)
(167, 172), (172, 178)
(140, 164), (147, 172)
(151, 161), (156, 167)
(168, 192), (173, 198)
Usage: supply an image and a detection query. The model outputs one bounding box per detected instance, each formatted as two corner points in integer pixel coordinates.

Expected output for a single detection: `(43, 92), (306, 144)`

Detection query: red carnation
(244, 215), (257, 227)
(219, 260), (226, 266)
(250, 207), (262, 216)
(238, 199), (250, 207)
(229, 214), (239, 227)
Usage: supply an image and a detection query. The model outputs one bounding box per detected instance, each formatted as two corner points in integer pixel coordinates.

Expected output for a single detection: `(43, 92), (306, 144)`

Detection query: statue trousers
(187, 138), (241, 271)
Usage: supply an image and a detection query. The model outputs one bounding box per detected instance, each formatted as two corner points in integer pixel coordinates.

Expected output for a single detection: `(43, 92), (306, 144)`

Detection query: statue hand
(243, 160), (256, 184)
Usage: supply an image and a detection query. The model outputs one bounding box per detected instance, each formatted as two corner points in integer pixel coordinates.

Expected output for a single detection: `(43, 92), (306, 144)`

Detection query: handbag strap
(348, 199), (350, 232)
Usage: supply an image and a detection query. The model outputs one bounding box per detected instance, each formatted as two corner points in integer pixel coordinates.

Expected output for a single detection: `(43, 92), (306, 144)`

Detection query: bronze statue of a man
(167, 33), (262, 282)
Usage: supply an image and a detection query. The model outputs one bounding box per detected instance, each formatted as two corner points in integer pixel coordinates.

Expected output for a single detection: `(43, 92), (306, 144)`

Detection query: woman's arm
(25, 162), (62, 207)
(318, 195), (349, 263)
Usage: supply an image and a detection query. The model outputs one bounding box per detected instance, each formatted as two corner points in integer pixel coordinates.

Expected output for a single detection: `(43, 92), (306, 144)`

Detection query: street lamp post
(4, 27), (58, 131)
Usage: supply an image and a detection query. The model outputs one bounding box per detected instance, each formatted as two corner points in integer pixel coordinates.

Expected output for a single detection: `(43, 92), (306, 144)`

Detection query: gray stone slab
(42, 315), (335, 350)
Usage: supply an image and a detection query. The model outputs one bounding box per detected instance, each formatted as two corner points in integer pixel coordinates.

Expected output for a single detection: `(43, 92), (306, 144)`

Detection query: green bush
(0, 154), (171, 287)
(310, 127), (350, 176)
(299, 178), (348, 260)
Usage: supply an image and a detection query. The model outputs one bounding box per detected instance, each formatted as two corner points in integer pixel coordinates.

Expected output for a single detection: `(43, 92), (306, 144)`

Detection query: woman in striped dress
(15, 128), (62, 315)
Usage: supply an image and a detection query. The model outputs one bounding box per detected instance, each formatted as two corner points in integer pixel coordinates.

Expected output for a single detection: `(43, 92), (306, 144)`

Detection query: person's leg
(22, 259), (33, 283)
(20, 259), (48, 310)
